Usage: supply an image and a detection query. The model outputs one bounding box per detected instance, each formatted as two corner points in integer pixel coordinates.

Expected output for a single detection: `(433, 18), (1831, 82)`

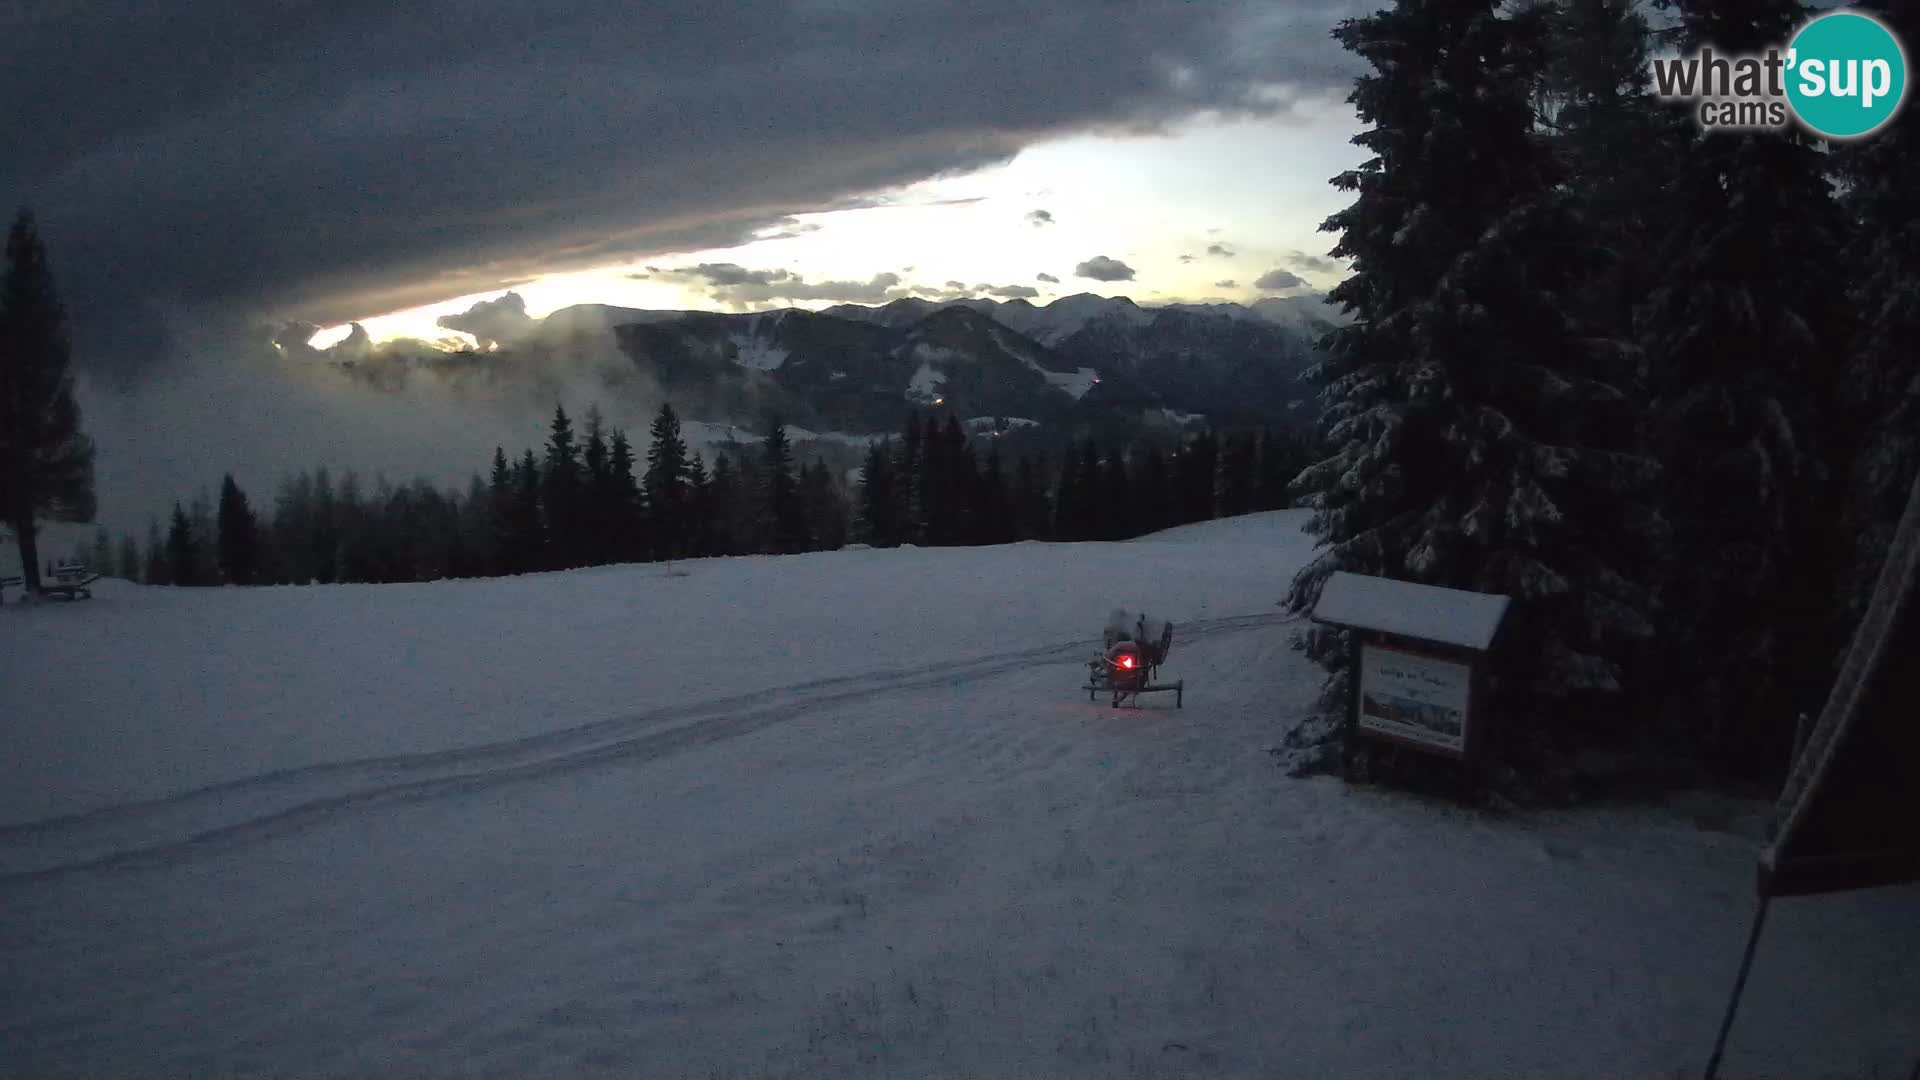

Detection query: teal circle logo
(1786, 12), (1908, 138)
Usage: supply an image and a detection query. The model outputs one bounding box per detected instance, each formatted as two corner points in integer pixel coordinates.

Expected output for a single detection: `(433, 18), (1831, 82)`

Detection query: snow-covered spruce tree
(1533, 0), (1689, 335)
(1636, 0), (1853, 770)
(1285, 0), (1663, 731)
(1832, 0), (1920, 635)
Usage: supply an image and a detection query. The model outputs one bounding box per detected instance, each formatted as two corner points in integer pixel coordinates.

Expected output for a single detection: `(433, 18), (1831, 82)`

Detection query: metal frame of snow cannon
(1085, 617), (1182, 709)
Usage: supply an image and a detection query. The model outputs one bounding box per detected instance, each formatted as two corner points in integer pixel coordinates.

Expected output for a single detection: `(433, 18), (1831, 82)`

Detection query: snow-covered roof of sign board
(1309, 571), (1511, 651)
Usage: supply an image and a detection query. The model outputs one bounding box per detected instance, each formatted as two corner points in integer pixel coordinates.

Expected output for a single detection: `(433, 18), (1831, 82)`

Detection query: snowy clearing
(1036, 363), (1101, 401)
(1, 511), (1913, 1078)
(727, 331), (791, 372)
(905, 359), (944, 404)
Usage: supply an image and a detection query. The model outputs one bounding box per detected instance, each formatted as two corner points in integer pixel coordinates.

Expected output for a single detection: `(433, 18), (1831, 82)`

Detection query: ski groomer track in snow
(0, 612), (1299, 882)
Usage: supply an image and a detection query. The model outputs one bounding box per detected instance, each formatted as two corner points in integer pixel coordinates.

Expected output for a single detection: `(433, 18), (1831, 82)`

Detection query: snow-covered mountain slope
(1, 512), (1914, 1079)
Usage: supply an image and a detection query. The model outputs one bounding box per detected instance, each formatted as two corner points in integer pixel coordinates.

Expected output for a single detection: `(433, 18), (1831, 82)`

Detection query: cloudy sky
(7, 0), (1368, 358)
(2, 0), (1372, 543)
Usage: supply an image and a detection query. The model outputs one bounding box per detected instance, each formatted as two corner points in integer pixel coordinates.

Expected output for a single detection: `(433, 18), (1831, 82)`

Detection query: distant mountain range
(332, 291), (1346, 462)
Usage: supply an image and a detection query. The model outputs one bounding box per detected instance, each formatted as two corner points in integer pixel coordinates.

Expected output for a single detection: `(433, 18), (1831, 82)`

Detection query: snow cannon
(1085, 610), (1182, 709)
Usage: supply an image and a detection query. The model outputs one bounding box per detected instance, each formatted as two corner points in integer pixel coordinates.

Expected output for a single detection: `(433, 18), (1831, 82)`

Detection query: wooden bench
(1, 565), (101, 603)
(44, 563), (100, 600)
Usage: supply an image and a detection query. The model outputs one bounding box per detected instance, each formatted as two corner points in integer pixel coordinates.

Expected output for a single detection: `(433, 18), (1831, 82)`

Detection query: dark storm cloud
(652, 264), (908, 308)
(4, 0), (1365, 374)
(1286, 251), (1341, 274)
(984, 284), (1039, 298)
(753, 219), (825, 242)
(1036, 272), (1059, 283)
(1254, 268), (1308, 290)
(664, 263), (794, 287)
(1074, 256), (1136, 282)
(1206, 243), (1236, 257)
(1026, 209), (1054, 226)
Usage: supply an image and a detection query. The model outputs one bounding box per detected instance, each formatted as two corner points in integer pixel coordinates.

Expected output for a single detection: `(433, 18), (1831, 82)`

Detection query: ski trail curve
(0, 611), (1300, 882)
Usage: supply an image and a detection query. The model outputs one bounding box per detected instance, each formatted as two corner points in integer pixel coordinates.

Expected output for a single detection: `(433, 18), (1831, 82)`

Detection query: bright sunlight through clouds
(326, 107), (1362, 348)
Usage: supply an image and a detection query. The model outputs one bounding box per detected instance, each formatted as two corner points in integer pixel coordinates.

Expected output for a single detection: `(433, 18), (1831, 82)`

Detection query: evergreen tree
(1215, 433), (1257, 519)
(458, 474), (493, 578)
(1254, 429), (1303, 512)
(977, 443), (1014, 545)
(1287, 0), (1663, 726)
(929, 415), (975, 545)
(643, 402), (691, 561)
(1074, 438), (1103, 540)
(1638, 0), (1852, 765)
(89, 525), (111, 575)
(189, 488), (218, 586)
(0, 208), (95, 593)
(608, 429), (643, 561)
(1175, 432), (1218, 525)
(1536, 0), (1687, 334)
(582, 407), (611, 565)
(334, 471), (372, 583)
(513, 448), (544, 571)
(893, 411), (925, 544)
(857, 442), (899, 546)
(1052, 442), (1080, 540)
(165, 502), (198, 586)
(542, 404), (582, 568)
(802, 459), (847, 551)
(757, 416), (808, 554)
(143, 517), (168, 585)
(1010, 454), (1044, 541)
(487, 447), (515, 574)
(269, 470), (312, 584)
(115, 532), (139, 580)
(311, 467), (339, 584)
(1135, 443), (1172, 535)
(1101, 445), (1131, 539)
(709, 452), (742, 556)
(217, 473), (260, 584)
(685, 452), (712, 557)
(1832, 0), (1920, 636)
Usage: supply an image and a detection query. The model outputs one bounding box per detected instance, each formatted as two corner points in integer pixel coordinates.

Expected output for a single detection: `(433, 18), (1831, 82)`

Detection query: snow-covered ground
(1, 512), (1914, 1078)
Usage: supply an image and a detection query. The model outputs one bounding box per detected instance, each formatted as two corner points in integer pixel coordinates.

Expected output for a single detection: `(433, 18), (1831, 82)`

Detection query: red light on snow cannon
(1118, 655), (1135, 669)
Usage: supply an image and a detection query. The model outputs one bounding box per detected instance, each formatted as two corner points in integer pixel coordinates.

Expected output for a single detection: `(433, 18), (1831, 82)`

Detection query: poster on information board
(1356, 643), (1472, 757)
